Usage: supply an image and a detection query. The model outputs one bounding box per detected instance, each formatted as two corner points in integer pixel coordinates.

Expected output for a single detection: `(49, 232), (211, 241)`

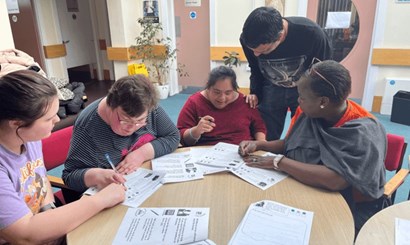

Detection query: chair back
(383, 133), (408, 206)
(385, 133), (407, 172)
(42, 126), (73, 171)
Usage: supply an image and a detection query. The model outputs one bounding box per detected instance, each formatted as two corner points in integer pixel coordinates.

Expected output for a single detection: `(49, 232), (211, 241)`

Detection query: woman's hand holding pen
(85, 168), (127, 190)
(238, 140), (258, 156)
(195, 115), (216, 135)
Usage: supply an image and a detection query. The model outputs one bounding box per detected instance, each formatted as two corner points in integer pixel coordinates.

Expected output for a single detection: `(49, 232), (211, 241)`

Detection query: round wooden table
(67, 159), (354, 245)
(355, 200), (410, 245)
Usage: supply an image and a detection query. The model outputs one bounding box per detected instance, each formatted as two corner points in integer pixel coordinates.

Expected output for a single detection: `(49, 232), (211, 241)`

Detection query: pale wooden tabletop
(67, 151), (354, 245)
(355, 200), (410, 245)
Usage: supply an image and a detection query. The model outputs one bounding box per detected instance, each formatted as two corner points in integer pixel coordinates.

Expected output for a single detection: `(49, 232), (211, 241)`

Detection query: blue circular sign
(189, 11), (197, 19)
(390, 80), (396, 85)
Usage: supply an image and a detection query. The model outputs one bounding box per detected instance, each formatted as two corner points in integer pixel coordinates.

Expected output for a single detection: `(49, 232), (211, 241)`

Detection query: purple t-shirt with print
(0, 141), (48, 229)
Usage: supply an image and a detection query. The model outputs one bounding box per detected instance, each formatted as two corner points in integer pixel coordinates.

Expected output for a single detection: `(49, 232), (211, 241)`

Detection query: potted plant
(222, 51), (240, 68)
(130, 18), (187, 99)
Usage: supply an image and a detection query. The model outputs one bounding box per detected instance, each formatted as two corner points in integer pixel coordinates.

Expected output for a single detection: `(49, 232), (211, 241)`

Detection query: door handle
(63, 40), (70, 44)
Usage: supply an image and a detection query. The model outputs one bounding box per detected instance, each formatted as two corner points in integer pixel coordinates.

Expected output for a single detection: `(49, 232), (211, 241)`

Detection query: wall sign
(189, 11), (197, 19)
(185, 0), (201, 7)
(143, 0), (159, 23)
(6, 0), (19, 14)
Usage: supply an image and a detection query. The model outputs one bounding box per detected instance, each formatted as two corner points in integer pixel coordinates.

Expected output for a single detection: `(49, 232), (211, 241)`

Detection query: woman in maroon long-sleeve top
(177, 66), (266, 146)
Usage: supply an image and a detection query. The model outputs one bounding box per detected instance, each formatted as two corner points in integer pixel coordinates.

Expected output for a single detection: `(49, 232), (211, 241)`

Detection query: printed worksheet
(151, 151), (204, 183)
(84, 168), (164, 208)
(229, 200), (314, 245)
(195, 143), (287, 189)
(395, 218), (410, 245)
(112, 207), (210, 245)
(231, 153), (288, 190)
(196, 142), (244, 171)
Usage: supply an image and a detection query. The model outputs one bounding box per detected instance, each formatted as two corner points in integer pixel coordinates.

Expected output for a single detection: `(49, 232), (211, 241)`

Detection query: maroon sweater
(177, 92), (266, 146)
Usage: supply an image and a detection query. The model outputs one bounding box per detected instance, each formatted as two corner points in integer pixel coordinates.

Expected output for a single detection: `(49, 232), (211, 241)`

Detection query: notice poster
(142, 0), (159, 23)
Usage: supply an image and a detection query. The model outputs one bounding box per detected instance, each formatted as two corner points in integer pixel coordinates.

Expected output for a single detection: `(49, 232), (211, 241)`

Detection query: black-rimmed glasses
(307, 57), (337, 96)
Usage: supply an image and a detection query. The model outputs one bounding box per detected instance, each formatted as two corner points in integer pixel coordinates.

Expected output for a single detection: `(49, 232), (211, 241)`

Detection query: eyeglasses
(307, 57), (337, 96)
(116, 110), (148, 128)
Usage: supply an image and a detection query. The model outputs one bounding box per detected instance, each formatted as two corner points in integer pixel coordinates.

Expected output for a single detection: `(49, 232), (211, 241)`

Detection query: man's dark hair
(242, 7), (283, 49)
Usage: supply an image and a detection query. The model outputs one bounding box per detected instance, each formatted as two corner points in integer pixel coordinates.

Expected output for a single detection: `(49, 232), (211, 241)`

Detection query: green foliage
(130, 18), (187, 85)
(222, 51), (240, 68)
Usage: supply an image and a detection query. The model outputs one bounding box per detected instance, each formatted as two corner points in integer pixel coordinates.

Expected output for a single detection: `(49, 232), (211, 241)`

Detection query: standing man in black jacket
(240, 7), (332, 140)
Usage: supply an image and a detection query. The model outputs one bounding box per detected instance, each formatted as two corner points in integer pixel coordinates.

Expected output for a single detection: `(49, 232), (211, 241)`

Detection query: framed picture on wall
(143, 0), (159, 23)
(265, 0), (285, 16)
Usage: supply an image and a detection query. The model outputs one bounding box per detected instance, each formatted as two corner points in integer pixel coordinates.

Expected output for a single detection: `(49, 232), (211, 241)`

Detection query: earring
(320, 105), (325, 109)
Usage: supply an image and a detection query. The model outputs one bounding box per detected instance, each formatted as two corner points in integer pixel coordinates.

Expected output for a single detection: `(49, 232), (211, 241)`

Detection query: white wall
(375, 1), (410, 95)
(33, 0), (68, 79)
(363, 1), (410, 110)
(0, 0), (15, 50)
(106, 0), (143, 79)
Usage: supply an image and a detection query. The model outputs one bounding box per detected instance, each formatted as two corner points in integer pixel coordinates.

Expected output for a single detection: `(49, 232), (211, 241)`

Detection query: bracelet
(39, 202), (56, 212)
(189, 128), (200, 141)
(272, 154), (284, 170)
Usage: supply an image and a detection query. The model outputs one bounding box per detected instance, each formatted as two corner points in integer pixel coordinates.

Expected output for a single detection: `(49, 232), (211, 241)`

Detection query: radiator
(380, 78), (410, 115)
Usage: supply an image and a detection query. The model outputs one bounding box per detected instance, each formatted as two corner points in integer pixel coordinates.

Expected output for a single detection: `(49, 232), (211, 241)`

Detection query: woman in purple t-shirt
(0, 70), (125, 244)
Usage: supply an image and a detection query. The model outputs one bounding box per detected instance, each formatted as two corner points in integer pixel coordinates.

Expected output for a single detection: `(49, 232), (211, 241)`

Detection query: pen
(198, 116), (213, 122)
(105, 153), (118, 173)
(105, 153), (127, 188)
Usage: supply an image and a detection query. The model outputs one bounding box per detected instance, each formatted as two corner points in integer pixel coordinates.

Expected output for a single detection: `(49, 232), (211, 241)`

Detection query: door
(307, 0), (377, 99)
(55, 0), (96, 69)
(8, 0), (45, 70)
(174, 0), (210, 87)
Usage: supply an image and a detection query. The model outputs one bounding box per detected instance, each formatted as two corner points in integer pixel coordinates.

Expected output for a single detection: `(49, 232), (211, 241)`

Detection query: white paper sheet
(395, 218), (410, 245)
(196, 142), (245, 169)
(229, 200), (314, 245)
(151, 151), (204, 183)
(325, 11), (352, 29)
(231, 153), (288, 190)
(84, 168), (164, 208)
(195, 143), (287, 190)
(112, 207), (210, 245)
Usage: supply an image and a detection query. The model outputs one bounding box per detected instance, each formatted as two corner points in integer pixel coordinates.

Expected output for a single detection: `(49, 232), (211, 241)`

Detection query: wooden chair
(383, 133), (409, 207)
(42, 126), (74, 205)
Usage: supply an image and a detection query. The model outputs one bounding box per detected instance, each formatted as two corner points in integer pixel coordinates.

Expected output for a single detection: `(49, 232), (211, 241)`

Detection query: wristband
(40, 202), (56, 212)
(189, 128), (200, 141)
(272, 154), (284, 170)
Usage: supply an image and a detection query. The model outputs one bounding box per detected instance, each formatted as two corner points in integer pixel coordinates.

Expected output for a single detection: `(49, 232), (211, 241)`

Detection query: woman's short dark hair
(205, 66), (238, 91)
(305, 60), (351, 103)
(0, 70), (57, 127)
(242, 7), (283, 49)
(106, 75), (158, 117)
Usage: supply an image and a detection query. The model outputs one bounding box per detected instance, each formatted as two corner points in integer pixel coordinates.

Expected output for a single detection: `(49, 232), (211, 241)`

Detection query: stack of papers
(153, 143), (287, 190)
(196, 143), (288, 190)
(112, 207), (211, 245)
(84, 168), (165, 208)
(229, 200), (314, 245)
